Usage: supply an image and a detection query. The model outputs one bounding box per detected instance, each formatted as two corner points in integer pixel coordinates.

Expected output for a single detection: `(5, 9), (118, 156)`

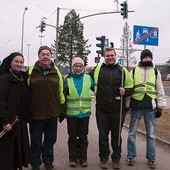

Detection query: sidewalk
(165, 96), (170, 108)
(24, 98), (170, 170)
(25, 115), (170, 170)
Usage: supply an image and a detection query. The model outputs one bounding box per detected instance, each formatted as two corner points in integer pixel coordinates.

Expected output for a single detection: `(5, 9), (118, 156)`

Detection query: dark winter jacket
(0, 71), (30, 126)
(28, 61), (66, 120)
(90, 63), (133, 113)
(0, 70), (30, 170)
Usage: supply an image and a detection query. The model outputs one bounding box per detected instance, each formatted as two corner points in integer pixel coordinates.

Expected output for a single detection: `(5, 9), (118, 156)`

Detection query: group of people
(0, 45), (166, 170)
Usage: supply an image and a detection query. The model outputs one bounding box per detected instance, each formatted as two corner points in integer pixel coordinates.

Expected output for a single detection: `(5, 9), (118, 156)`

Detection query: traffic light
(84, 56), (88, 66)
(96, 36), (105, 56)
(120, 1), (128, 19)
(40, 21), (46, 33)
(110, 42), (114, 48)
(95, 55), (100, 64)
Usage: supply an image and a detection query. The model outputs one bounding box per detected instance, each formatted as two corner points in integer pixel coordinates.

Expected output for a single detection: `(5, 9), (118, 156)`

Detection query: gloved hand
(155, 108), (162, 118)
(59, 114), (66, 123)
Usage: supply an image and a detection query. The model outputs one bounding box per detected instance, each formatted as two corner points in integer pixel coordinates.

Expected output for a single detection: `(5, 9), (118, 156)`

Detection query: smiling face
(38, 49), (52, 68)
(104, 48), (116, 65)
(73, 63), (84, 74)
(11, 56), (24, 73)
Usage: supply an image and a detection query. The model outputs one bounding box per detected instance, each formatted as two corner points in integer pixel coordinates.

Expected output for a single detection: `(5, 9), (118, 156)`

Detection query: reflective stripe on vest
(132, 67), (157, 100)
(66, 74), (91, 115)
(27, 64), (65, 104)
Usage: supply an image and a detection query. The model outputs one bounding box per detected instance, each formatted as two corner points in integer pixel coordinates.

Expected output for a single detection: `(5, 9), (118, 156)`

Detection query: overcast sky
(0, 0), (169, 66)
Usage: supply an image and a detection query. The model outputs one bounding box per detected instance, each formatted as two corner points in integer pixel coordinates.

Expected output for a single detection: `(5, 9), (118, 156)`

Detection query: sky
(0, 0), (170, 66)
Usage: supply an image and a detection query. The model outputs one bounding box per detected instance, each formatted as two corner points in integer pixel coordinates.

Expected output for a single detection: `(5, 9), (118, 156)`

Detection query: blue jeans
(127, 109), (156, 161)
(96, 108), (126, 162)
(30, 118), (58, 166)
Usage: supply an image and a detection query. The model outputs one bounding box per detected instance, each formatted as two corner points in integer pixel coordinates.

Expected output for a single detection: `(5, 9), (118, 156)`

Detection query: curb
(124, 123), (170, 148)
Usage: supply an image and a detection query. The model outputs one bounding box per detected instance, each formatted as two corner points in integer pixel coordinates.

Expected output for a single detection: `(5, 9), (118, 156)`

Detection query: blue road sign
(104, 38), (109, 47)
(118, 58), (123, 65)
(133, 25), (159, 46)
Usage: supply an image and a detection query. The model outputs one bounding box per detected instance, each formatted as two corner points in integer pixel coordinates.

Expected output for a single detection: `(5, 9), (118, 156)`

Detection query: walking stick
(0, 116), (19, 138)
(118, 40), (125, 146)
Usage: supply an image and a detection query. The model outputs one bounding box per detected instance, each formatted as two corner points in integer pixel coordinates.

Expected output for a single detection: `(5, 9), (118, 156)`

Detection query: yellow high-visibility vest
(132, 66), (157, 100)
(66, 74), (91, 115)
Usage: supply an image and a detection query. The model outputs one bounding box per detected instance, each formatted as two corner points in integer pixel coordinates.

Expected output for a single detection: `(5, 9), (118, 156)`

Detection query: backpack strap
(154, 68), (158, 79)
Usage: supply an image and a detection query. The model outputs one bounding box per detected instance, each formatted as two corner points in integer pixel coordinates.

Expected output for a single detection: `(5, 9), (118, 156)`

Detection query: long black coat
(0, 71), (30, 170)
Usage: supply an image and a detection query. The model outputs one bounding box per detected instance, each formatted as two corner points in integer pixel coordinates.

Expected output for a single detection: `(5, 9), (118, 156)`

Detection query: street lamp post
(38, 35), (44, 46)
(55, 7), (60, 63)
(21, 7), (28, 54)
(26, 43), (31, 66)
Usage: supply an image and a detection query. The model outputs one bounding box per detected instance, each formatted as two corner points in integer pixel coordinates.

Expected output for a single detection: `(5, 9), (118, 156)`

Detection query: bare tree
(119, 21), (137, 70)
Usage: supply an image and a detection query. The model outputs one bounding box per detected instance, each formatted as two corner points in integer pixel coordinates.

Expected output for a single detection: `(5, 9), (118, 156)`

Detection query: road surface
(24, 98), (170, 170)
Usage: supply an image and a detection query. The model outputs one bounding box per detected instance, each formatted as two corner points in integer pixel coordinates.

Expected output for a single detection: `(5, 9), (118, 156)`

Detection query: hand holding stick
(0, 116), (19, 138)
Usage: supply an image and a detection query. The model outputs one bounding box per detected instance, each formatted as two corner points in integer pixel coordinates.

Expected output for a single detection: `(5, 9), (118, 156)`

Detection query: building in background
(155, 63), (170, 80)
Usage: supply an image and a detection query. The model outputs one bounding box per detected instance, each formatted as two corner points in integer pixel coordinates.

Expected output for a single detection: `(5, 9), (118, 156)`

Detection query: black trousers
(96, 108), (126, 162)
(67, 117), (89, 162)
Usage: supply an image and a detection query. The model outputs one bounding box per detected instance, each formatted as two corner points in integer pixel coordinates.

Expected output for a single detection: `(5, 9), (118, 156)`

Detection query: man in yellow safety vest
(126, 49), (166, 169)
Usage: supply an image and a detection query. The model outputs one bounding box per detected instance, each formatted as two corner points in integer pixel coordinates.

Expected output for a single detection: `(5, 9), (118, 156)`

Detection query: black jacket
(90, 63), (133, 112)
(0, 71), (30, 169)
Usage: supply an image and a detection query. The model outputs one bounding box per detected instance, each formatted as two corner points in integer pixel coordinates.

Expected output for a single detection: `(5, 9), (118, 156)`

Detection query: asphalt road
(24, 98), (170, 170)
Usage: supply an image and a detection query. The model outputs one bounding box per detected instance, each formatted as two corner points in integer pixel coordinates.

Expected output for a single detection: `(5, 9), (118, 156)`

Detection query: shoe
(126, 158), (134, 166)
(112, 160), (120, 169)
(69, 161), (77, 167)
(44, 164), (54, 170)
(148, 161), (156, 169)
(100, 160), (109, 169)
(31, 166), (40, 170)
(80, 160), (89, 167)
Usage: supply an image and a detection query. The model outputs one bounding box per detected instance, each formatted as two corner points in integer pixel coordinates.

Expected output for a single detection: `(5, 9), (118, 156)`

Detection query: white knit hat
(72, 57), (84, 67)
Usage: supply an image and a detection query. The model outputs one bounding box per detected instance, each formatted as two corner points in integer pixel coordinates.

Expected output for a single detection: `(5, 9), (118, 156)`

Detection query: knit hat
(140, 49), (153, 61)
(0, 52), (24, 75)
(38, 45), (52, 55)
(72, 57), (84, 67)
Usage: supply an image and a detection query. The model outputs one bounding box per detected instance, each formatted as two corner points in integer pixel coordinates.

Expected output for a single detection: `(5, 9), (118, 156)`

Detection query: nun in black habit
(0, 52), (30, 170)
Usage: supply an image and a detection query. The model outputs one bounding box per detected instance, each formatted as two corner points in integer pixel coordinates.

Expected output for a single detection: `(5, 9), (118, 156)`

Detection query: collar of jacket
(34, 61), (56, 72)
(102, 62), (119, 69)
(68, 71), (85, 78)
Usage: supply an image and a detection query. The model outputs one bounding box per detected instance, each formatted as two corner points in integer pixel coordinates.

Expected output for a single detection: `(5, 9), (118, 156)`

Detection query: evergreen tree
(119, 21), (137, 70)
(54, 10), (91, 67)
